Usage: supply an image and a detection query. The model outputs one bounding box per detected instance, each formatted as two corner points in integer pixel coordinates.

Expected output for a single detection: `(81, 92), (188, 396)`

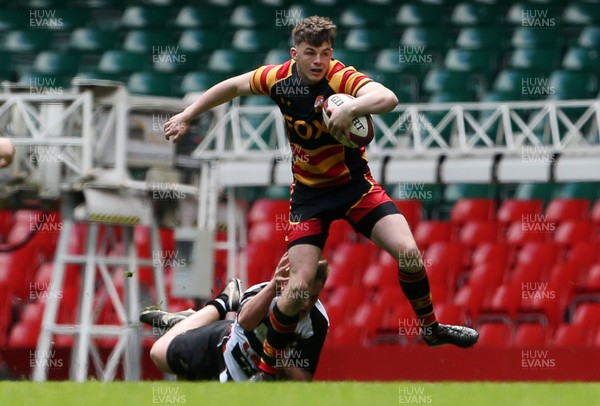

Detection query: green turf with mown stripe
(1, 381), (599, 406)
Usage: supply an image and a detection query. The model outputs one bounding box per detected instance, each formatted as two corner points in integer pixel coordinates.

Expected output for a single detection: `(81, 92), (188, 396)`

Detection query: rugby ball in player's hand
(322, 93), (374, 148)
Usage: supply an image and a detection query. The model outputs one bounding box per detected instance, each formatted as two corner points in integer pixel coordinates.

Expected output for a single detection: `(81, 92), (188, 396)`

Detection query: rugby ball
(322, 93), (374, 148)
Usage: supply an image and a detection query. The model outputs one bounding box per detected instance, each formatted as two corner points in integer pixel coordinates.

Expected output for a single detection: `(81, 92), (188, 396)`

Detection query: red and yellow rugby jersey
(250, 59), (372, 187)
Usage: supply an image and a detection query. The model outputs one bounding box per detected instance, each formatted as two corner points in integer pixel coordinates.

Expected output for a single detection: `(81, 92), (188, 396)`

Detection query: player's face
(291, 41), (333, 85)
(298, 279), (325, 319)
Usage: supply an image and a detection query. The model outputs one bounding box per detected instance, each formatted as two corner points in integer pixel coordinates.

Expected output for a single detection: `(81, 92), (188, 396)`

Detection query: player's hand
(325, 102), (353, 143)
(272, 252), (291, 295)
(164, 112), (191, 143)
(0, 139), (15, 168)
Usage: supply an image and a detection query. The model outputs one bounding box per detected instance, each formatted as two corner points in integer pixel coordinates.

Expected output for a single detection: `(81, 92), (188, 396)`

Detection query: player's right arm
(237, 252), (290, 330)
(164, 71), (255, 143)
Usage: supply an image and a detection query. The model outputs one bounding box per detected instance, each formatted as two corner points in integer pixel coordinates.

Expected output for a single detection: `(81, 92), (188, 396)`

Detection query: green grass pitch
(1, 381), (599, 406)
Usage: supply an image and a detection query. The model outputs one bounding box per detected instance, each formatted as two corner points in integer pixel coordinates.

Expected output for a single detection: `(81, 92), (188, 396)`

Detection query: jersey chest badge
(314, 95), (324, 113)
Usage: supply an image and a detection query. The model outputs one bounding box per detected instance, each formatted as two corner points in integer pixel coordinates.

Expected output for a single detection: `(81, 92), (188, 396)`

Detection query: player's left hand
(0, 139), (15, 168)
(164, 112), (191, 143)
(325, 102), (353, 143)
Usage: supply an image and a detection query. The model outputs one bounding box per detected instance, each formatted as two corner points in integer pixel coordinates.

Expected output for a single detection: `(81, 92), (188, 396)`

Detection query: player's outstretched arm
(237, 252), (290, 330)
(164, 71), (255, 143)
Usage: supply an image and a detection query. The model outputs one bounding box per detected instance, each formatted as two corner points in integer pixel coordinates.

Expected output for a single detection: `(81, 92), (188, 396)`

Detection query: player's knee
(282, 279), (310, 305)
(149, 341), (170, 372)
(397, 246), (423, 273)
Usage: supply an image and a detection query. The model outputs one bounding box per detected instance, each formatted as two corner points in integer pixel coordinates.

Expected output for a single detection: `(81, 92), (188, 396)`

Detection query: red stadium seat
(554, 221), (593, 249)
(472, 242), (511, 269)
(508, 262), (545, 289)
(592, 199), (600, 238)
(329, 324), (364, 346)
(579, 263), (600, 296)
(0, 210), (14, 241)
(454, 284), (486, 323)
(551, 324), (589, 347)
(351, 301), (386, 339)
(567, 242), (600, 268)
(426, 261), (452, 292)
(505, 221), (550, 247)
(518, 262), (578, 326)
(247, 199), (289, 228)
(459, 221), (500, 248)
(327, 220), (356, 251)
(479, 283), (522, 323)
(476, 323), (513, 347)
(248, 220), (287, 252)
(372, 286), (402, 308)
(413, 221), (452, 249)
(513, 242), (560, 274)
(497, 199), (544, 227)
(378, 302), (415, 336)
(434, 302), (467, 326)
(450, 198), (497, 226)
(425, 242), (464, 285)
(393, 199), (423, 230)
(545, 198), (590, 223)
(572, 303), (600, 326)
(467, 262), (505, 295)
(328, 242), (374, 285)
(327, 285), (365, 311)
(246, 242), (278, 286)
(8, 320), (41, 348)
(458, 220), (500, 268)
(362, 262), (397, 291)
(513, 323), (549, 347)
(430, 282), (450, 304)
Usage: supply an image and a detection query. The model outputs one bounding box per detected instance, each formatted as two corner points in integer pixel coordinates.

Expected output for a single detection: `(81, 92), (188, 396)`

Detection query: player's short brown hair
(292, 16), (336, 47)
(315, 259), (330, 285)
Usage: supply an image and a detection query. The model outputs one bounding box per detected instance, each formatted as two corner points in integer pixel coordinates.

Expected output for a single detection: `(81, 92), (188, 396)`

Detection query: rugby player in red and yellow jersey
(165, 16), (479, 381)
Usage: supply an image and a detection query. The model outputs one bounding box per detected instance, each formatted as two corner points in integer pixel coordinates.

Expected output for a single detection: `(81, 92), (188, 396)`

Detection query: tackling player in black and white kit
(142, 253), (329, 382)
(223, 275), (328, 381)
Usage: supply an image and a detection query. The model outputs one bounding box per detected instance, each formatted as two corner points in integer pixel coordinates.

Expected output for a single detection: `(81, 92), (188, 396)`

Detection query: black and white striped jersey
(222, 282), (329, 381)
